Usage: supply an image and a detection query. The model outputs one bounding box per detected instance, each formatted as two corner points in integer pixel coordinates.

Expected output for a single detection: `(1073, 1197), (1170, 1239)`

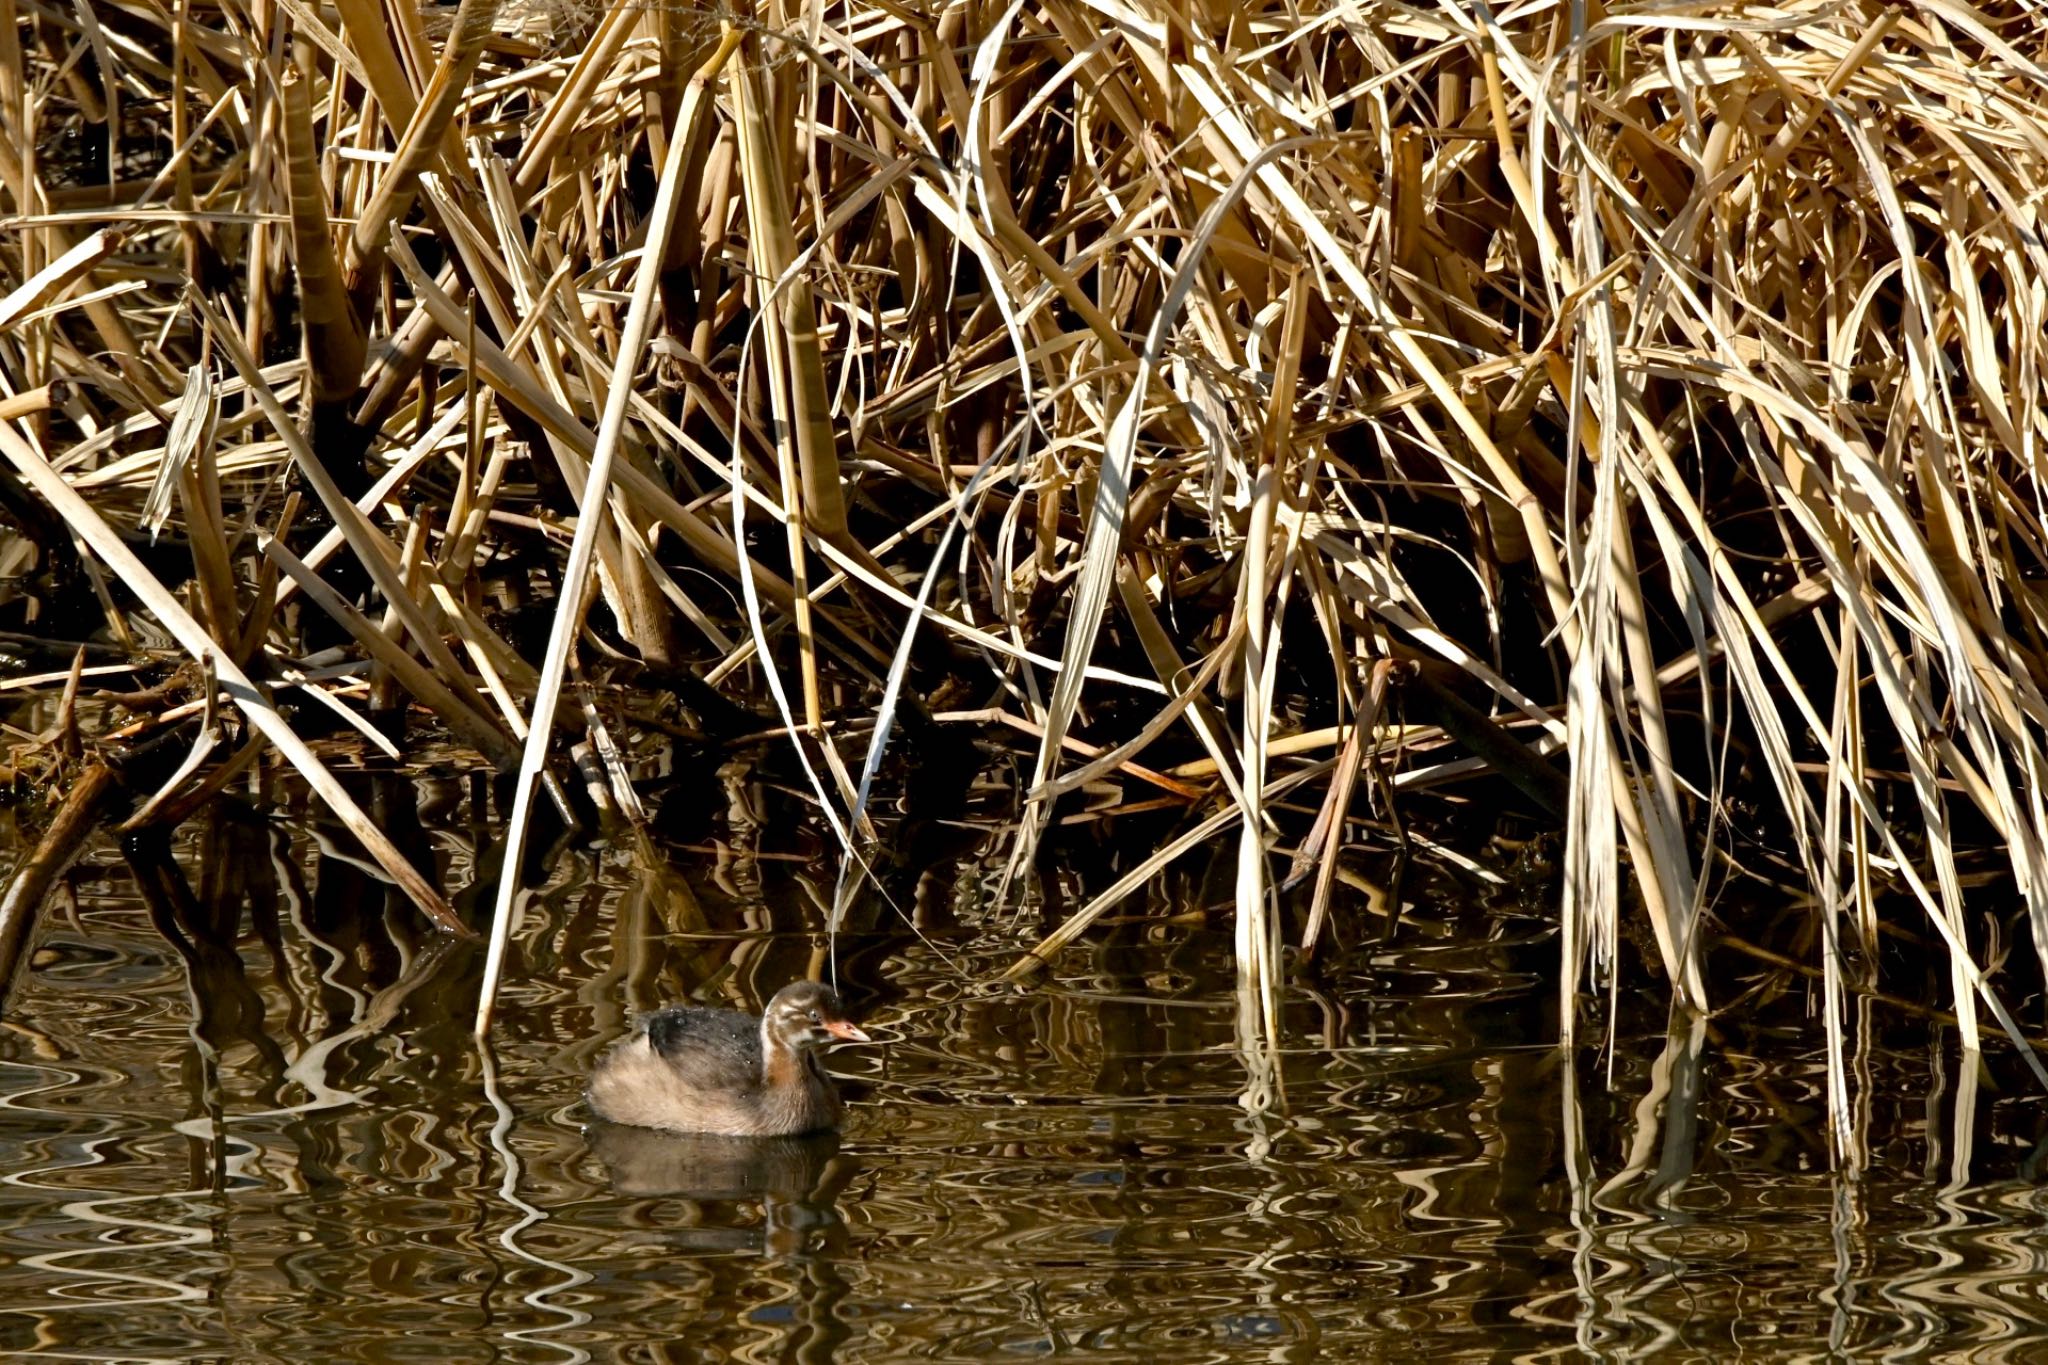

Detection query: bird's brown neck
(753, 1019), (839, 1134)
(760, 1021), (805, 1090)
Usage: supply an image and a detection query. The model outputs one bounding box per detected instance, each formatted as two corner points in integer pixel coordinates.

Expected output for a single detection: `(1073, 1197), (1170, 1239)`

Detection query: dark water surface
(4, 777), (2048, 1362)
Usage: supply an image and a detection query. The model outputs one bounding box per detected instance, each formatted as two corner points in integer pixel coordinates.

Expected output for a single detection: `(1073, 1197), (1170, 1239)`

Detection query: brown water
(4, 772), (2048, 1362)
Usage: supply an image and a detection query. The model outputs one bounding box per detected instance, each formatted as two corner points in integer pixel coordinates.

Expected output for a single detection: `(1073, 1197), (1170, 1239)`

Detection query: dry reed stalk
(0, 226), (123, 329)
(473, 23), (742, 1036)
(0, 382), (64, 421)
(730, 38), (826, 729)
(343, 0), (501, 299)
(279, 63), (364, 409)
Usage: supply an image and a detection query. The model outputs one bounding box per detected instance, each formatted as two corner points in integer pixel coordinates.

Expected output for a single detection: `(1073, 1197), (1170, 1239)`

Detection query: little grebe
(586, 981), (870, 1137)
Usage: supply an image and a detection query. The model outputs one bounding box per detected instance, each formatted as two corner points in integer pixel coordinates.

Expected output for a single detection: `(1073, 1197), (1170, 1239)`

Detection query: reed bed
(4, 0), (2048, 1154)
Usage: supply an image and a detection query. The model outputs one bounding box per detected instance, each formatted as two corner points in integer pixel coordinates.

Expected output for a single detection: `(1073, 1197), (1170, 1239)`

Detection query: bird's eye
(807, 1009), (822, 1023)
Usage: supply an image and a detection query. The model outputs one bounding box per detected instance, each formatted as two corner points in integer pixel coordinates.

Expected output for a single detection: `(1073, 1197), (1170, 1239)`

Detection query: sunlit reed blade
(474, 25), (744, 1038)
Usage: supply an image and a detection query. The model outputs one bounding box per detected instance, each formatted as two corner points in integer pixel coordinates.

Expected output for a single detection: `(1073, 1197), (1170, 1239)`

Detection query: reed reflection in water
(1, 776), (2048, 1360)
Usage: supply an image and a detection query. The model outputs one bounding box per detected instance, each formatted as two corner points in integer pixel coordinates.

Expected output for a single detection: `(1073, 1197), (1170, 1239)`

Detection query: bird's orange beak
(825, 1018), (871, 1043)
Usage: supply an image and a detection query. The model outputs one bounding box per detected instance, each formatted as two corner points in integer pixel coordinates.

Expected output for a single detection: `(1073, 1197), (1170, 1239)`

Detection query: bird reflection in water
(582, 1121), (858, 1259)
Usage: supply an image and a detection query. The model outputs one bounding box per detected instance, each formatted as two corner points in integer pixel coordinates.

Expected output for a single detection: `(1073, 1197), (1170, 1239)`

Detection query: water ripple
(4, 825), (2048, 1359)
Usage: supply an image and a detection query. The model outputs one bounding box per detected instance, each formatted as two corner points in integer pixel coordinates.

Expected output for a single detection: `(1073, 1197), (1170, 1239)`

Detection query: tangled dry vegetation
(5, 0), (2048, 1144)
